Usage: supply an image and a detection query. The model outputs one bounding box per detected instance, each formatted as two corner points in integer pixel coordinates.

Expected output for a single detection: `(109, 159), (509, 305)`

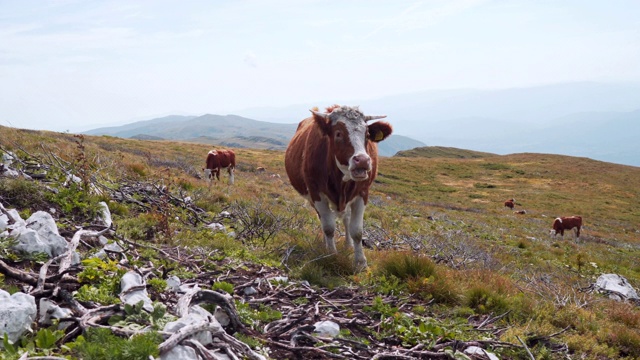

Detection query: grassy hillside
(1, 125), (640, 359)
(394, 145), (496, 159)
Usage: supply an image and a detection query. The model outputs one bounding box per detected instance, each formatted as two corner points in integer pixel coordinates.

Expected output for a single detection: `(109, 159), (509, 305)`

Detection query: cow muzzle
(349, 154), (371, 181)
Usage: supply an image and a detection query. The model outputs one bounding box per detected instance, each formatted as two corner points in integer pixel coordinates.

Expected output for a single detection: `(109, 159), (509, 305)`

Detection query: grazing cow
(504, 198), (515, 209)
(284, 105), (392, 270)
(204, 149), (236, 185)
(550, 216), (582, 238)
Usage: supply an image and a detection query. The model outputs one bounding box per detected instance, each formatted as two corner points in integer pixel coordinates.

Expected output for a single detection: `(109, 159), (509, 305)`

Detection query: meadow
(1, 125), (639, 359)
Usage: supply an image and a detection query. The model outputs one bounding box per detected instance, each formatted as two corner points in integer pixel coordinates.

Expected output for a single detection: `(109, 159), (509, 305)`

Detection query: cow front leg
(348, 197), (367, 270)
(342, 207), (354, 248)
(228, 167), (235, 185)
(314, 197), (338, 253)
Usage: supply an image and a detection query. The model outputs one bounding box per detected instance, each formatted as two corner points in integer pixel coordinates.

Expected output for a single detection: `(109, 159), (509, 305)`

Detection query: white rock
(38, 298), (73, 329)
(163, 306), (218, 346)
(6, 209), (25, 227)
(595, 274), (639, 301)
(0, 214), (8, 232)
(92, 242), (124, 259)
(64, 173), (82, 186)
(465, 346), (500, 360)
(0, 168), (20, 178)
(313, 320), (340, 337)
(0, 290), (37, 346)
(2, 152), (15, 165)
(25, 211), (68, 256)
(159, 345), (199, 360)
(96, 201), (112, 228)
(120, 271), (153, 312)
(207, 222), (225, 231)
(166, 276), (181, 292)
(11, 227), (53, 256)
(214, 306), (231, 326)
(98, 235), (109, 246)
(243, 286), (258, 296)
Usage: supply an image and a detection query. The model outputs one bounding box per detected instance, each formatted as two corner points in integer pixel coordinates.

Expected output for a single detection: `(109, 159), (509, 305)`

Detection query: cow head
(311, 105), (392, 182)
(550, 217), (562, 236)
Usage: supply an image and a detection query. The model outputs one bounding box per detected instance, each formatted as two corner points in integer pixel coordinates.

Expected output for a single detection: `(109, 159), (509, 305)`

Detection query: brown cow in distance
(284, 105), (392, 270)
(551, 216), (582, 239)
(204, 149), (236, 185)
(504, 198), (515, 209)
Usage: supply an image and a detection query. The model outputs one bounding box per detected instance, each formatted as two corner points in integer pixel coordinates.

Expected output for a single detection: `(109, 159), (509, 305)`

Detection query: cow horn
(364, 115), (387, 122)
(310, 109), (330, 119)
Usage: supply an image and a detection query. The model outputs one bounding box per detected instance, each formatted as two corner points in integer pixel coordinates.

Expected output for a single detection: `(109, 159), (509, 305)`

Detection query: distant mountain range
(85, 82), (640, 166)
(230, 82), (640, 167)
(84, 115), (425, 157)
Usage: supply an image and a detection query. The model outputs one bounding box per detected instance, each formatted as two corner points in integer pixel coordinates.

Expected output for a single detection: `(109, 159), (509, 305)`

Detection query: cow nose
(352, 154), (371, 169)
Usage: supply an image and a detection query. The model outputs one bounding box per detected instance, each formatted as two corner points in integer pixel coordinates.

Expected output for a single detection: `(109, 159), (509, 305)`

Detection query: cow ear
(311, 109), (332, 135)
(368, 121), (393, 142)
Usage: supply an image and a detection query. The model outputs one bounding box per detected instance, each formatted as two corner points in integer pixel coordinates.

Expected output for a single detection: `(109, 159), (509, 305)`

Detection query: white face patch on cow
(334, 117), (371, 182)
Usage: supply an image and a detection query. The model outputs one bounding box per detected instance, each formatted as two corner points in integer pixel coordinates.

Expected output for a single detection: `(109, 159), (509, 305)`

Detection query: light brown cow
(551, 216), (582, 238)
(284, 105), (392, 270)
(204, 149), (236, 185)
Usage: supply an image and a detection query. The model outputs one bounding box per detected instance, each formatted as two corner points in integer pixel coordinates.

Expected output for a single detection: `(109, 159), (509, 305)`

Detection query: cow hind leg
(314, 197), (338, 253)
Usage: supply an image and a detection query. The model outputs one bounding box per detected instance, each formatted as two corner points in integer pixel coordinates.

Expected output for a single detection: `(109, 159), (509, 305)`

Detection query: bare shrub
(228, 200), (308, 247)
(397, 230), (497, 270)
(515, 269), (591, 309)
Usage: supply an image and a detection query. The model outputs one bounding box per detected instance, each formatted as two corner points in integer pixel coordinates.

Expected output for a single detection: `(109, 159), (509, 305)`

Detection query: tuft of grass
(0, 177), (50, 211)
(375, 251), (436, 280)
(465, 286), (510, 315)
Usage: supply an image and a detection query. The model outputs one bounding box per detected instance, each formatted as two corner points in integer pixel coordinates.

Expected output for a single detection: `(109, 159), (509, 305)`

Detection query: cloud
(364, 0), (488, 39)
(243, 51), (258, 67)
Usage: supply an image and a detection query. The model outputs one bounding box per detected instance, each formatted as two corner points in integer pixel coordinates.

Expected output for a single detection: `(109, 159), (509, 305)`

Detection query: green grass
(2, 124), (640, 359)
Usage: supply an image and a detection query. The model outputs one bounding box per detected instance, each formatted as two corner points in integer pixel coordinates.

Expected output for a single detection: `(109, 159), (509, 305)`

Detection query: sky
(1, 0), (639, 132)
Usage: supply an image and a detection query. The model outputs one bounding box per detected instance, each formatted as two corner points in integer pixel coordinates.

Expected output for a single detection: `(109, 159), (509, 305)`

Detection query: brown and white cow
(284, 105), (392, 270)
(550, 216), (582, 238)
(204, 149), (236, 185)
(504, 198), (515, 209)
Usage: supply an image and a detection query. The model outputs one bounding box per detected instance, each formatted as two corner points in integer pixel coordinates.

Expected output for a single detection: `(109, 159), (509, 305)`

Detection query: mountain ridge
(84, 114), (425, 157)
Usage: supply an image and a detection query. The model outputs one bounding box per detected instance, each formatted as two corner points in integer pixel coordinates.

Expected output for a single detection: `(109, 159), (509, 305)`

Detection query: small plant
(147, 278), (167, 293)
(66, 327), (162, 360)
(75, 284), (120, 305)
(108, 302), (173, 331)
(212, 281), (235, 295)
(2, 327), (65, 358)
(235, 301), (283, 331)
(72, 134), (92, 191)
(46, 183), (101, 222)
(76, 258), (124, 304)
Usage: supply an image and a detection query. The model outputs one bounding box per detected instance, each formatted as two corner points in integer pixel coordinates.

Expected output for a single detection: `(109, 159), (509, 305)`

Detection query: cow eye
(335, 131), (342, 140)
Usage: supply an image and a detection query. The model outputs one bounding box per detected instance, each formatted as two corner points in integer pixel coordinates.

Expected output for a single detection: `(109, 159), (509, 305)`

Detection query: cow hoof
(355, 259), (368, 272)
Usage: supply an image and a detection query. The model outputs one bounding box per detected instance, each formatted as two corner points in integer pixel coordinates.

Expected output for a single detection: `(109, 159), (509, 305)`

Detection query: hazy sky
(1, 0), (639, 132)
